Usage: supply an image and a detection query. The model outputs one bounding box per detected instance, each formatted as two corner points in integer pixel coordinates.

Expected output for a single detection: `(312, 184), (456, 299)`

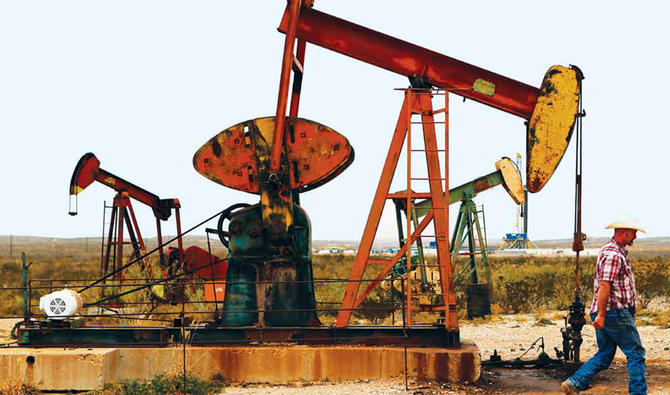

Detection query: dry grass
(0, 381), (37, 395)
(2, 244), (670, 328)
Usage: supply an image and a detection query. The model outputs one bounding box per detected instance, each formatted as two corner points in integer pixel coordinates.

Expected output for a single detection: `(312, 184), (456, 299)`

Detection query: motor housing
(39, 289), (82, 320)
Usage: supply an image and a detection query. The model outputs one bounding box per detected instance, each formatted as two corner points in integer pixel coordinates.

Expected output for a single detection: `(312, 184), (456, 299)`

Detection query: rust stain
(193, 117), (353, 194)
(526, 65), (580, 193)
(471, 177), (490, 194)
(459, 352), (475, 382)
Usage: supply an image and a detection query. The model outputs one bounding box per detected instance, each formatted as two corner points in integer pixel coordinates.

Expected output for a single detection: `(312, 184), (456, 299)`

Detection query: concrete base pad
(0, 342), (480, 391)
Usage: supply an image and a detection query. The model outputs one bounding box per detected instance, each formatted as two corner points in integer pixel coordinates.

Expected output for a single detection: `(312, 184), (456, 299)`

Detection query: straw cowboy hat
(605, 217), (646, 233)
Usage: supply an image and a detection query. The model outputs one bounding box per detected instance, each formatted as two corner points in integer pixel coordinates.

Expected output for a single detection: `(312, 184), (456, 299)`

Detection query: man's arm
(593, 280), (611, 330)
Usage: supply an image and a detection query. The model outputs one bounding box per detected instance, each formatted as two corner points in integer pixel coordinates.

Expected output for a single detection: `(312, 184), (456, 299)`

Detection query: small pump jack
(391, 157), (525, 316)
(70, 153), (227, 303)
(69, 152), (184, 281)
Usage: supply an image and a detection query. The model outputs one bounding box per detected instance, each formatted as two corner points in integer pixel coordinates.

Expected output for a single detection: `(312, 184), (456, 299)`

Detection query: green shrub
(3, 245), (670, 324)
(634, 260), (670, 309)
(0, 381), (38, 395)
(92, 374), (224, 395)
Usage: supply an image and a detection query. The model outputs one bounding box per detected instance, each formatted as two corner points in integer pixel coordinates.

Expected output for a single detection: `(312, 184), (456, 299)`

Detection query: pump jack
(388, 157), (522, 318)
(191, 0), (581, 344)
(69, 153), (226, 302)
(19, 1), (582, 350)
(272, 4), (579, 335)
(69, 153), (185, 280)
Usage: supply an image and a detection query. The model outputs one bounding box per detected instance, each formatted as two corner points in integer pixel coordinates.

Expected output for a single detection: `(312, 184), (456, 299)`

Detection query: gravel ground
(461, 313), (670, 363)
(221, 380), (488, 395)
(223, 381), (419, 395)
(0, 318), (20, 345)
(220, 313), (670, 394)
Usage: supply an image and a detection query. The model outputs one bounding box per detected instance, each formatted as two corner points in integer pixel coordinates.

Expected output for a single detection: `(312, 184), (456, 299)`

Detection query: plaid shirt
(590, 238), (637, 314)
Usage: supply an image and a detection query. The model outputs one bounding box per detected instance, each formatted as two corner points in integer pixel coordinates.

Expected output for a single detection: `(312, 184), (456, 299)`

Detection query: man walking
(562, 219), (647, 394)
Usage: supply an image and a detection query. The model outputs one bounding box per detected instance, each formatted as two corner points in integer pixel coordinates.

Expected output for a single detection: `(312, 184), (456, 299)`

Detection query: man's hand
(593, 280), (612, 330)
(593, 314), (605, 330)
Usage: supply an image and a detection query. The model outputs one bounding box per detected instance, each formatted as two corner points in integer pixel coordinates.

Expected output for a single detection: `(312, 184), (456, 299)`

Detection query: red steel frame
(69, 153), (185, 271)
(278, 6), (540, 120)
(335, 90), (457, 331)
(270, 0), (303, 173)
(270, 3), (458, 330)
(272, 2), (468, 332)
(103, 193), (146, 280)
(263, 0), (309, 237)
(102, 193), (184, 281)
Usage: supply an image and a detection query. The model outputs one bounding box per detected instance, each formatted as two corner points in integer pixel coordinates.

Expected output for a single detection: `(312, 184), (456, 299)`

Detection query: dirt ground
(221, 314), (670, 394)
(221, 362), (670, 394)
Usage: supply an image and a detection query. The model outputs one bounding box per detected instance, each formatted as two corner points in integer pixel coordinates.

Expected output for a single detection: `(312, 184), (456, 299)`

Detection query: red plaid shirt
(590, 238), (637, 314)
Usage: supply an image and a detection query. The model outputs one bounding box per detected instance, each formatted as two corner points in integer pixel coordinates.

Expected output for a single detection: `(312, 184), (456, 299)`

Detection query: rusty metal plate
(193, 117), (354, 194)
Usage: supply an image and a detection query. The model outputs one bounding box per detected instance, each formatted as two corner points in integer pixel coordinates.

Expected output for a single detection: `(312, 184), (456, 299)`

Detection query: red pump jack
(69, 153), (226, 302)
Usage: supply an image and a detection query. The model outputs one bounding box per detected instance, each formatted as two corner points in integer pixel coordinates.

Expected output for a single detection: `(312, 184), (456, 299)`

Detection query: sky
(1, 1), (668, 244)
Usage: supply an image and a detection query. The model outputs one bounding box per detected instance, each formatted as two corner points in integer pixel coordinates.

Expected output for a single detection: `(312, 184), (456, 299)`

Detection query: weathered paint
(278, 6), (540, 119)
(192, 123), (260, 194)
(408, 158), (523, 219)
(69, 153), (100, 195)
(495, 157), (524, 205)
(337, 91), (457, 332)
(0, 343), (480, 390)
(527, 65), (581, 193)
(69, 152), (175, 220)
(181, 246), (226, 302)
(193, 117), (354, 194)
(276, 7), (581, 193)
(472, 78), (496, 96)
(221, 203), (318, 327)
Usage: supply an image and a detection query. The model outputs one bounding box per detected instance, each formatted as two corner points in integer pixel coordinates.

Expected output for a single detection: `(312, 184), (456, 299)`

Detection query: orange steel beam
(270, 0), (302, 173)
(336, 90), (457, 330)
(405, 90), (413, 327)
(444, 91), (455, 328)
(335, 93), (413, 328)
(278, 7), (539, 119)
(353, 211), (435, 310)
(289, 39), (307, 118)
(417, 92), (457, 330)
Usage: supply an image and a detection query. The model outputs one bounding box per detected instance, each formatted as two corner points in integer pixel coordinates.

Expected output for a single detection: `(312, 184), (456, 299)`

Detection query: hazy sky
(1, 1), (667, 244)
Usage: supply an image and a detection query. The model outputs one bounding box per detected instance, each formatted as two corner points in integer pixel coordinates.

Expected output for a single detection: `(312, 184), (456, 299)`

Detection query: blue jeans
(568, 309), (646, 394)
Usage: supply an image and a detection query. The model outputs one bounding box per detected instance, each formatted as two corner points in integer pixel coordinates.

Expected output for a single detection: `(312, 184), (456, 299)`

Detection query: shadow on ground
(471, 361), (670, 394)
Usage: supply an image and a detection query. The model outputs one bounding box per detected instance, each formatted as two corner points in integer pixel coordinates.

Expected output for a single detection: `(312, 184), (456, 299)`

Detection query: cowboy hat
(605, 218), (646, 233)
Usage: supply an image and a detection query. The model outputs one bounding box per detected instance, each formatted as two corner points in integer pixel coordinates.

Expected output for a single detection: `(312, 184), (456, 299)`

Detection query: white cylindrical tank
(39, 289), (83, 320)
